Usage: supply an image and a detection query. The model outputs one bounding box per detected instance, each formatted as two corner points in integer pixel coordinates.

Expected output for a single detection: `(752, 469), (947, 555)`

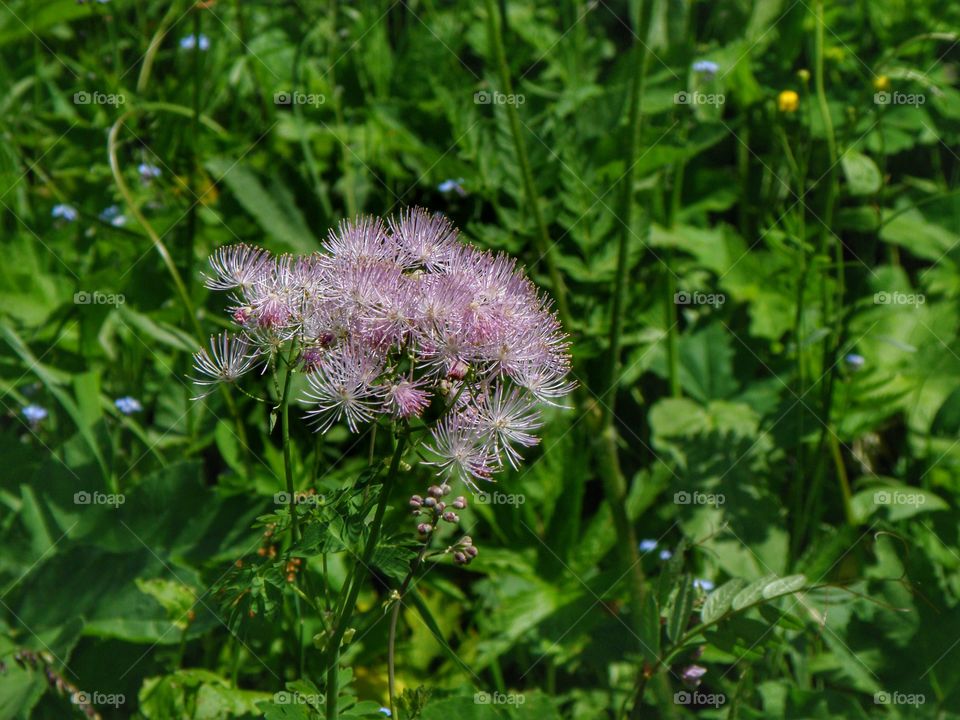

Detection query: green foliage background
(0, 0), (959, 717)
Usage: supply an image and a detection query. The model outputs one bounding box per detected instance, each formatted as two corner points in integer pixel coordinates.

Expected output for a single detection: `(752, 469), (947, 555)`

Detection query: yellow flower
(873, 75), (890, 92)
(777, 90), (800, 113)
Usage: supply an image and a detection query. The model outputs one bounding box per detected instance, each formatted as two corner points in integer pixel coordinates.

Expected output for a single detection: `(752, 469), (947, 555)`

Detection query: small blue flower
(138, 163), (162, 183)
(114, 396), (143, 415)
(22, 405), (48, 426)
(378, 709), (392, 717)
(659, 549), (673, 561)
(693, 578), (715, 592)
(52, 204), (78, 222)
(845, 353), (865, 370)
(180, 34), (210, 51)
(99, 205), (127, 227)
(692, 60), (719, 76)
(639, 539), (658, 552)
(438, 178), (467, 197)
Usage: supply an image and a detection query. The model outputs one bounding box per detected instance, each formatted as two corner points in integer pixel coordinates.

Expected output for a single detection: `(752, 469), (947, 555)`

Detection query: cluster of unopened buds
(408, 485), (478, 565)
(256, 522), (278, 559)
(410, 484), (466, 534)
(285, 556), (303, 583)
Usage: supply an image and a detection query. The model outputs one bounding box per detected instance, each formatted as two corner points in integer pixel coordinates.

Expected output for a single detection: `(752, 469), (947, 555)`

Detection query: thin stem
(325, 433), (408, 720)
(280, 346), (300, 542)
(483, 0), (571, 329)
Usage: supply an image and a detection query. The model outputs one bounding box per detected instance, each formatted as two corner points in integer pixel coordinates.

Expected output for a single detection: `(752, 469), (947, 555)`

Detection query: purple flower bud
(452, 496), (466, 509)
(441, 484), (452, 496)
(442, 511), (459, 523)
(453, 551), (467, 564)
(465, 545), (478, 557)
(423, 497), (437, 508)
(681, 664), (707, 687)
(436, 502), (446, 512)
(460, 535), (472, 545)
(417, 523), (433, 535)
(409, 495), (423, 508)
(427, 485), (444, 498)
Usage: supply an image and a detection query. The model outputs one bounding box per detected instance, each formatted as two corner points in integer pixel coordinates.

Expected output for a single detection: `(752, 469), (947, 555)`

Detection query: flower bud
(441, 485), (452, 496)
(460, 536), (472, 545)
(442, 511), (459, 523)
(452, 496), (466, 509)
(423, 496), (437, 508)
(417, 523), (433, 535)
(436, 502), (446, 513)
(453, 552), (467, 564)
(465, 545), (478, 557)
(427, 485), (444, 498)
(409, 495), (423, 508)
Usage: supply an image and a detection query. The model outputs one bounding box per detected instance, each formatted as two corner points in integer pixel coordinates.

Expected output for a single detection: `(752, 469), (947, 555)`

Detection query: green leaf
(667, 575), (694, 642)
(731, 574), (778, 611)
(841, 151), (882, 195)
(639, 592), (661, 664)
(761, 574), (807, 599)
(701, 578), (746, 625)
(205, 158), (318, 253)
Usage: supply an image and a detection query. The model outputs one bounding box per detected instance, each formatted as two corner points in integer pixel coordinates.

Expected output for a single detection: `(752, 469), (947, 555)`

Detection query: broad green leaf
(761, 574), (807, 600)
(731, 574), (778, 611)
(701, 578), (747, 625)
(841, 151), (882, 195)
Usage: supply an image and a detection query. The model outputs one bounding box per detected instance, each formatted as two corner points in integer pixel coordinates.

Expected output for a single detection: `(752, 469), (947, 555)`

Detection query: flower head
(777, 89), (799, 113)
(180, 34), (210, 51)
(22, 404), (48, 426)
(873, 75), (890, 92)
(114, 396), (142, 415)
(138, 163), (162, 183)
(692, 60), (719, 76)
(52, 204), (78, 222)
(192, 333), (259, 396)
(639, 539), (658, 552)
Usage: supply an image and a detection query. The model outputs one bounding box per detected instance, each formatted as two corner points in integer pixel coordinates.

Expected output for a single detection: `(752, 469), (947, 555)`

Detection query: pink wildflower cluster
(193, 208), (573, 488)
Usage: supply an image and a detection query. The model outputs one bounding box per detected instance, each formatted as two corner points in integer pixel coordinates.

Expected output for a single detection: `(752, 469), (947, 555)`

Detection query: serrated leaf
(667, 575), (694, 642)
(701, 578), (746, 625)
(731, 574), (778, 611)
(761, 574), (807, 599)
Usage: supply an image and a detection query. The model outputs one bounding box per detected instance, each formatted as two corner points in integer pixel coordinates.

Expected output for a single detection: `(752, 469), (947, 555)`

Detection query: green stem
(280, 347), (300, 542)
(325, 433), (408, 720)
(483, 0), (571, 329)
